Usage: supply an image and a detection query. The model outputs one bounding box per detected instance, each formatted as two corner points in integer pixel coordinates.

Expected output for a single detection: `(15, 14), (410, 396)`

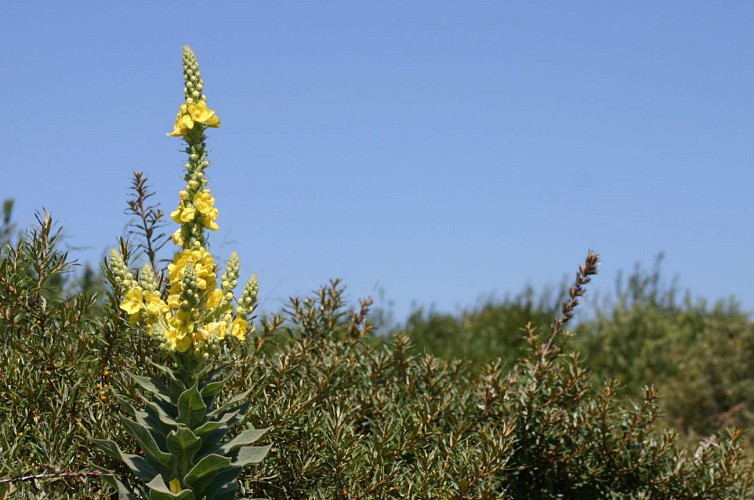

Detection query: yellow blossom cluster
(166, 247), (218, 307)
(171, 189), (219, 232)
(113, 45), (254, 356)
(118, 246), (249, 353)
(167, 100), (220, 137)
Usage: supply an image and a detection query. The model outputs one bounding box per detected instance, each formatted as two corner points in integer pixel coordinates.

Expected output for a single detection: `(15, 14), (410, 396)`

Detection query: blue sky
(4, 2), (754, 322)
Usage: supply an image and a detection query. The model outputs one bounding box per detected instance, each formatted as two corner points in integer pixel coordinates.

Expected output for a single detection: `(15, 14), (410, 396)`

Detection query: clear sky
(4, 2), (754, 322)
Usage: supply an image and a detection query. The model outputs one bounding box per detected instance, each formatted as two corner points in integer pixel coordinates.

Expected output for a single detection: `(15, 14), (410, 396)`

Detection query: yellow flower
(188, 101), (220, 127)
(165, 310), (195, 352)
(197, 321), (225, 342)
(167, 104), (193, 137)
(193, 190), (219, 231)
(202, 213), (219, 231)
(169, 247), (217, 292)
(167, 293), (181, 309)
(172, 229), (183, 246)
(207, 288), (224, 309)
(230, 317), (248, 341)
(171, 203), (196, 224)
(119, 287), (144, 316)
(144, 291), (168, 316)
(167, 101), (221, 137)
(169, 309), (194, 332)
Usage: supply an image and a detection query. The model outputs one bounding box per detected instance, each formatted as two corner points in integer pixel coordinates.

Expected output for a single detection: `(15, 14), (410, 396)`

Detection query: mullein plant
(95, 46), (270, 499)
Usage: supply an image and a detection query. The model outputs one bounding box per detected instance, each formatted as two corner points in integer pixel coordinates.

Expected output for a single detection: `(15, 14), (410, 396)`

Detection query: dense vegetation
(399, 256), (754, 453)
(2, 194), (754, 498)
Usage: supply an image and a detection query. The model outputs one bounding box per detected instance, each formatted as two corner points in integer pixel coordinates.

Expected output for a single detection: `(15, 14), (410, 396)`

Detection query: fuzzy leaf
(90, 439), (160, 482)
(167, 426), (202, 473)
(184, 454), (231, 493)
(221, 428), (269, 454)
(146, 475), (196, 499)
(112, 390), (138, 418)
(232, 445), (272, 467)
(146, 400), (180, 429)
(200, 376), (228, 403)
(178, 383), (208, 428)
(129, 371), (169, 397)
(135, 408), (168, 445)
(200, 466), (241, 500)
(91, 438), (123, 461)
(147, 360), (187, 399)
(169, 378), (187, 401)
(194, 410), (238, 437)
(147, 360), (174, 377)
(196, 428), (233, 458)
(152, 393), (179, 418)
(121, 416), (174, 471)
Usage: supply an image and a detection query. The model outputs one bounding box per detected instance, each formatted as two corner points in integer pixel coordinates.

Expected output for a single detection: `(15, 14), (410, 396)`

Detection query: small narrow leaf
(207, 389), (251, 419)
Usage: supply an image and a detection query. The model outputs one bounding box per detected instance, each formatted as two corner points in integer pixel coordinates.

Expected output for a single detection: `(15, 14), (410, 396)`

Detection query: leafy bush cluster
(396, 286), (560, 369)
(1, 197), (753, 497)
(401, 255), (754, 454)
(575, 258), (754, 449)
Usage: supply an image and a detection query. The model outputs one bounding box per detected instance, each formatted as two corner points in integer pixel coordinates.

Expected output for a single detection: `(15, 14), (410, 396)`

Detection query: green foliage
(400, 286), (560, 368)
(230, 256), (754, 498)
(1, 205), (753, 497)
(125, 171), (171, 272)
(574, 256), (754, 448)
(94, 363), (270, 499)
(0, 211), (117, 497)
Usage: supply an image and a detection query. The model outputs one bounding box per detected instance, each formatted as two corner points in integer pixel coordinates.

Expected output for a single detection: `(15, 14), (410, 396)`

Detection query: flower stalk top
(111, 45), (256, 360)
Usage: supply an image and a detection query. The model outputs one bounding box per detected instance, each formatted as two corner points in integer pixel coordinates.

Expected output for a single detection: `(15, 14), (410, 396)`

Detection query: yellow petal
(204, 114), (221, 128)
(119, 287), (144, 315)
(231, 318), (248, 341)
(169, 478), (182, 493)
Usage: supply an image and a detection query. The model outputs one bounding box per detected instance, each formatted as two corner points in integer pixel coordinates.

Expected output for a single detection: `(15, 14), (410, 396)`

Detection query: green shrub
(398, 286), (561, 369)
(0, 212), (118, 497)
(573, 257), (754, 448)
(234, 254), (754, 498)
(2, 232), (754, 496)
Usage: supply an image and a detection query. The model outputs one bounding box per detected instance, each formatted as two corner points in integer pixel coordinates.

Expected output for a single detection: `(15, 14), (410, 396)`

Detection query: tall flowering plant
(95, 46), (269, 499)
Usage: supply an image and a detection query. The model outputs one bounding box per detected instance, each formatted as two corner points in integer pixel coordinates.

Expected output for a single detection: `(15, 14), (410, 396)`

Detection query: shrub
(398, 286), (561, 369)
(235, 254), (754, 498)
(574, 257), (754, 448)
